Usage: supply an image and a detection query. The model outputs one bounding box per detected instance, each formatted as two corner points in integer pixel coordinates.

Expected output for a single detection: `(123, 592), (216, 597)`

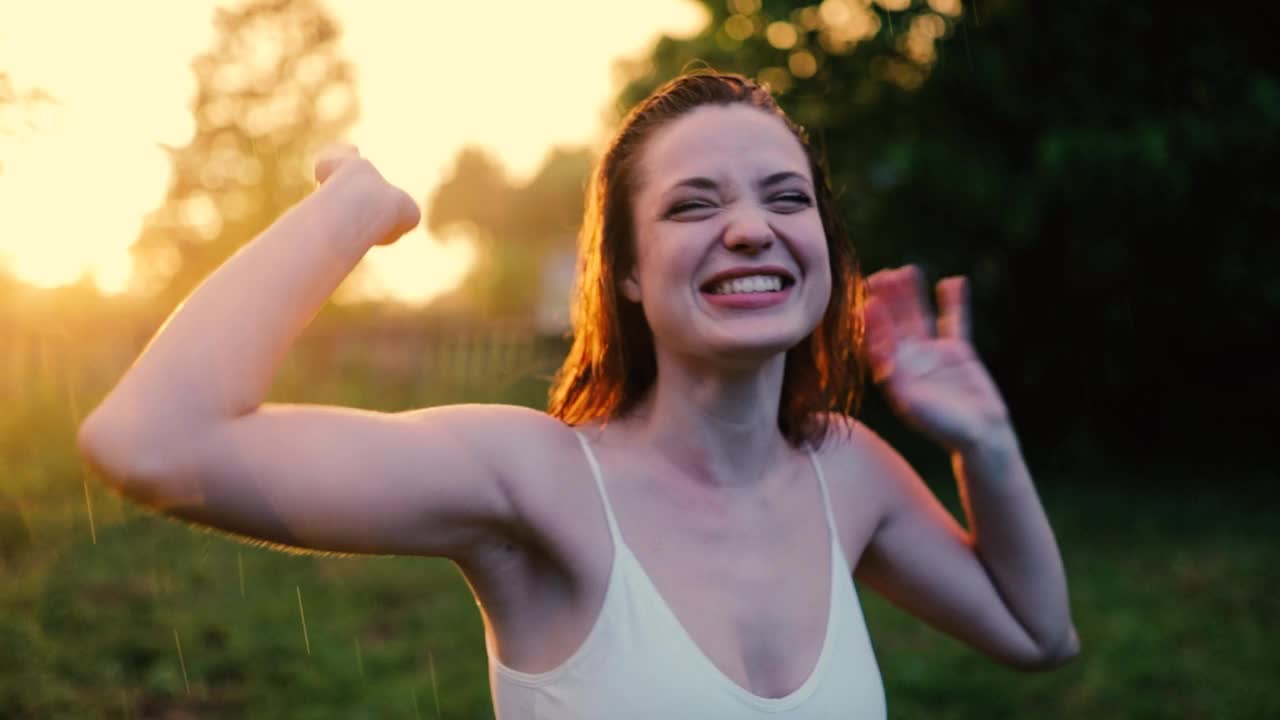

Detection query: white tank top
(488, 432), (887, 718)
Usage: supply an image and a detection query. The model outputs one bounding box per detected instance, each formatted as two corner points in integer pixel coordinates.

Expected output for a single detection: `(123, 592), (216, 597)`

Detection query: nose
(722, 207), (774, 255)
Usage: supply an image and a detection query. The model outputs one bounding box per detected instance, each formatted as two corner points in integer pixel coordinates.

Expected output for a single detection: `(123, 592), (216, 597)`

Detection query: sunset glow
(0, 1), (705, 304)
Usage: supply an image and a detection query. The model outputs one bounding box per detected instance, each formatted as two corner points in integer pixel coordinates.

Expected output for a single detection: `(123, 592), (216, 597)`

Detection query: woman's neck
(624, 350), (791, 492)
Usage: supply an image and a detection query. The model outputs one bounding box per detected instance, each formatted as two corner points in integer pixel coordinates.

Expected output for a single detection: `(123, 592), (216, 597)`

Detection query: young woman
(79, 72), (1077, 718)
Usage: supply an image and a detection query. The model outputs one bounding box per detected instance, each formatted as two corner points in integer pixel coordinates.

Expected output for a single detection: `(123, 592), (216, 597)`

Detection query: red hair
(548, 71), (866, 447)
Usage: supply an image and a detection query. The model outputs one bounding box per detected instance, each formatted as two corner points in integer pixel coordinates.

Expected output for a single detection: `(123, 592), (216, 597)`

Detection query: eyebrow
(669, 176), (719, 193)
(665, 171), (811, 195)
(759, 171), (810, 189)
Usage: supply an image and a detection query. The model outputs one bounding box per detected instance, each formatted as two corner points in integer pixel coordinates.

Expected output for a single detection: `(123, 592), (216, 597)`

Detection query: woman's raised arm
(76, 148), (561, 559)
(849, 266), (1078, 670)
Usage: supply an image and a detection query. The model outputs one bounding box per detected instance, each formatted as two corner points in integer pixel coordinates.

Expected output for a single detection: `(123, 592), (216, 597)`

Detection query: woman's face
(624, 104), (831, 366)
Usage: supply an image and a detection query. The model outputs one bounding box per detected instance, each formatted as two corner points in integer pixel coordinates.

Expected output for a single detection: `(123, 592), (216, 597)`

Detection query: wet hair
(547, 71), (865, 448)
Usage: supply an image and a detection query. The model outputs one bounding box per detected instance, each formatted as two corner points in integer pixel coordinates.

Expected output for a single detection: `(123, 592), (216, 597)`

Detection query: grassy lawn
(866, 476), (1279, 719)
(2, 337), (1275, 718)
(6, 476), (1275, 719)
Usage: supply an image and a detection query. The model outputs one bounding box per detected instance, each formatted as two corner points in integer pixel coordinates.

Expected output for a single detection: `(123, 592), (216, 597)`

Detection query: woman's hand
(313, 143), (421, 246)
(863, 265), (1012, 454)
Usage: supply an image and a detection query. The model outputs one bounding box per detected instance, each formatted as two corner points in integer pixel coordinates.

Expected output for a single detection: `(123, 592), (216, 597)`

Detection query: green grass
(865, 478), (1279, 719)
(2, 330), (1276, 718)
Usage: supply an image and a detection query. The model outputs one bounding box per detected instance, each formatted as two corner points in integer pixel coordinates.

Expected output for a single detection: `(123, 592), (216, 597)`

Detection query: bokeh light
(766, 21), (800, 50)
(928, 0), (963, 18)
(789, 49), (820, 79)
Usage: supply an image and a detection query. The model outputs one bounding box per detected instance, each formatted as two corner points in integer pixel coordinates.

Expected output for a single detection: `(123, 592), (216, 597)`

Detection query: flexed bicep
(80, 402), (562, 559)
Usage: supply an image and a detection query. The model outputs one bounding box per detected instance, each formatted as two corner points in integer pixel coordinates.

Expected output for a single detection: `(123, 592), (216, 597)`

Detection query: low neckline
(579, 431), (843, 708)
(613, 523), (840, 708)
(489, 432), (887, 719)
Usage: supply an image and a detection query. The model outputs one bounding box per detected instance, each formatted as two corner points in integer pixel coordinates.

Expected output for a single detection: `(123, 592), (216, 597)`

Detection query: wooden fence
(1, 316), (567, 410)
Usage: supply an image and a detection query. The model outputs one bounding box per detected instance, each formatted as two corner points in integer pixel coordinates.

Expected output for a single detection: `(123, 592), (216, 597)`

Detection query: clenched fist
(313, 143), (421, 246)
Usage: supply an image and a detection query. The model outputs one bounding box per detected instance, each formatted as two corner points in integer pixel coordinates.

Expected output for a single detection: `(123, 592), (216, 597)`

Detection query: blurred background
(1, 0), (1276, 717)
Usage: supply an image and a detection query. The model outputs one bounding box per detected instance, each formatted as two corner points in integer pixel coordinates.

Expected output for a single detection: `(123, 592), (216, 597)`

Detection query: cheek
(815, 269), (834, 311)
(787, 216), (830, 274)
(635, 232), (696, 294)
(795, 222), (833, 306)
(817, 248), (835, 297)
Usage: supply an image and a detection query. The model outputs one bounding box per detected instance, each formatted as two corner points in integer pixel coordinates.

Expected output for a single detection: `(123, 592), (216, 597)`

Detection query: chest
(620, 479), (830, 609)
(603, 465), (847, 698)
(475, 442), (884, 701)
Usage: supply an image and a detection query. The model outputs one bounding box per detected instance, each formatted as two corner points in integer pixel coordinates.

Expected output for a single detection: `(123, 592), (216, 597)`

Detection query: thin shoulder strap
(806, 448), (841, 540)
(574, 430), (624, 547)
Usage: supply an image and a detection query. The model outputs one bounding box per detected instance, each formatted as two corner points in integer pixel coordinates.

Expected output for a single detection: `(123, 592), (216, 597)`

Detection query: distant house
(536, 247), (577, 337)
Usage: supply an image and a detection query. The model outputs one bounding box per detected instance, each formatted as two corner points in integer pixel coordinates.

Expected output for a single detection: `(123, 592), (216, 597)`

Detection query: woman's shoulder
(400, 403), (603, 546)
(809, 413), (916, 499)
(400, 402), (574, 437)
(398, 403), (587, 480)
(810, 412), (889, 460)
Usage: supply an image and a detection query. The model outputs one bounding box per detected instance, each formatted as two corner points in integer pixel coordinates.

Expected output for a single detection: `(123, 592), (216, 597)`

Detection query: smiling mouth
(701, 273), (796, 295)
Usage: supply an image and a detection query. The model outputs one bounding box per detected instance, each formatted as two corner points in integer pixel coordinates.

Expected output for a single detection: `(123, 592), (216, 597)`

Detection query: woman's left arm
(850, 265), (1078, 671)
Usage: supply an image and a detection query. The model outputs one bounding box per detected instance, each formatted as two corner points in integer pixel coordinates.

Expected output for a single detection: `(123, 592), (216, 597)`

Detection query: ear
(620, 269), (642, 303)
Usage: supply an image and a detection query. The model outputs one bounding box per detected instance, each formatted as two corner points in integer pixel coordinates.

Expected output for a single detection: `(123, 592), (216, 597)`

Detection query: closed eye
(769, 191), (813, 211)
(665, 199), (717, 218)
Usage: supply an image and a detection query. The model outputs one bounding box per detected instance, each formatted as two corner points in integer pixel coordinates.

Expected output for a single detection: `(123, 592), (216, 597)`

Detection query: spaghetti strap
(806, 448), (841, 542)
(573, 431), (624, 547)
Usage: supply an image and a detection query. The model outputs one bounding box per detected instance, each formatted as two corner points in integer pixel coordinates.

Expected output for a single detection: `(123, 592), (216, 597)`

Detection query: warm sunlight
(0, 0), (706, 304)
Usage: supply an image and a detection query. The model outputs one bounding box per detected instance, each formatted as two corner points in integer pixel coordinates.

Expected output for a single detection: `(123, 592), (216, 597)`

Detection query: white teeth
(710, 274), (785, 295)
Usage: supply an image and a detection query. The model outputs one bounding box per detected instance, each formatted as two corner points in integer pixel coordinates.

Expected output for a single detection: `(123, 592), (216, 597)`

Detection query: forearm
(954, 427), (1077, 659)
(86, 165), (398, 436)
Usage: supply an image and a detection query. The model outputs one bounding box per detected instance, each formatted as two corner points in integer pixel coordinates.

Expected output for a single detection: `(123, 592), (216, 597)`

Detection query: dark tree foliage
(618, 0), (1278, 466)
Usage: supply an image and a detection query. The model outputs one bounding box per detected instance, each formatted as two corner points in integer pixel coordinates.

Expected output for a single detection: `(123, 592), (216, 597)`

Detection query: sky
(0, 0), (706, 305)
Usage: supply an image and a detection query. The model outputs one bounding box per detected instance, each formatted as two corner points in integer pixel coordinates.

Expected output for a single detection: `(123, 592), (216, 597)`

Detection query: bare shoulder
(397, 403), (579, 464)
(396, 403), (585, 505)
(813, 414), (915, 490)
(397, 403), (596, 552)
(810, 414), (921, 554)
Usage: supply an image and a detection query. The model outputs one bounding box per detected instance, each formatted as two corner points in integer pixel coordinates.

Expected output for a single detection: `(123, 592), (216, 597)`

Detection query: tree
(618, 0), (1279, 463)
(129, 0), (360, 305)
(427, 145), (591, 319)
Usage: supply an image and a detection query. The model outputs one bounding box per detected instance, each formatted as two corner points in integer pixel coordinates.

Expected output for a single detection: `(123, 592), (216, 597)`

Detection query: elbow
(1010, 625), (1081, 673)
(77, 406), (182, 499)
(78, 409), (116, 476)
(77, 409), (141, 493)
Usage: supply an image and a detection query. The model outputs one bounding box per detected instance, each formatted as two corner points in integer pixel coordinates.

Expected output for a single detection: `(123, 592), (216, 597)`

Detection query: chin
(698, 319), (814, 367)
